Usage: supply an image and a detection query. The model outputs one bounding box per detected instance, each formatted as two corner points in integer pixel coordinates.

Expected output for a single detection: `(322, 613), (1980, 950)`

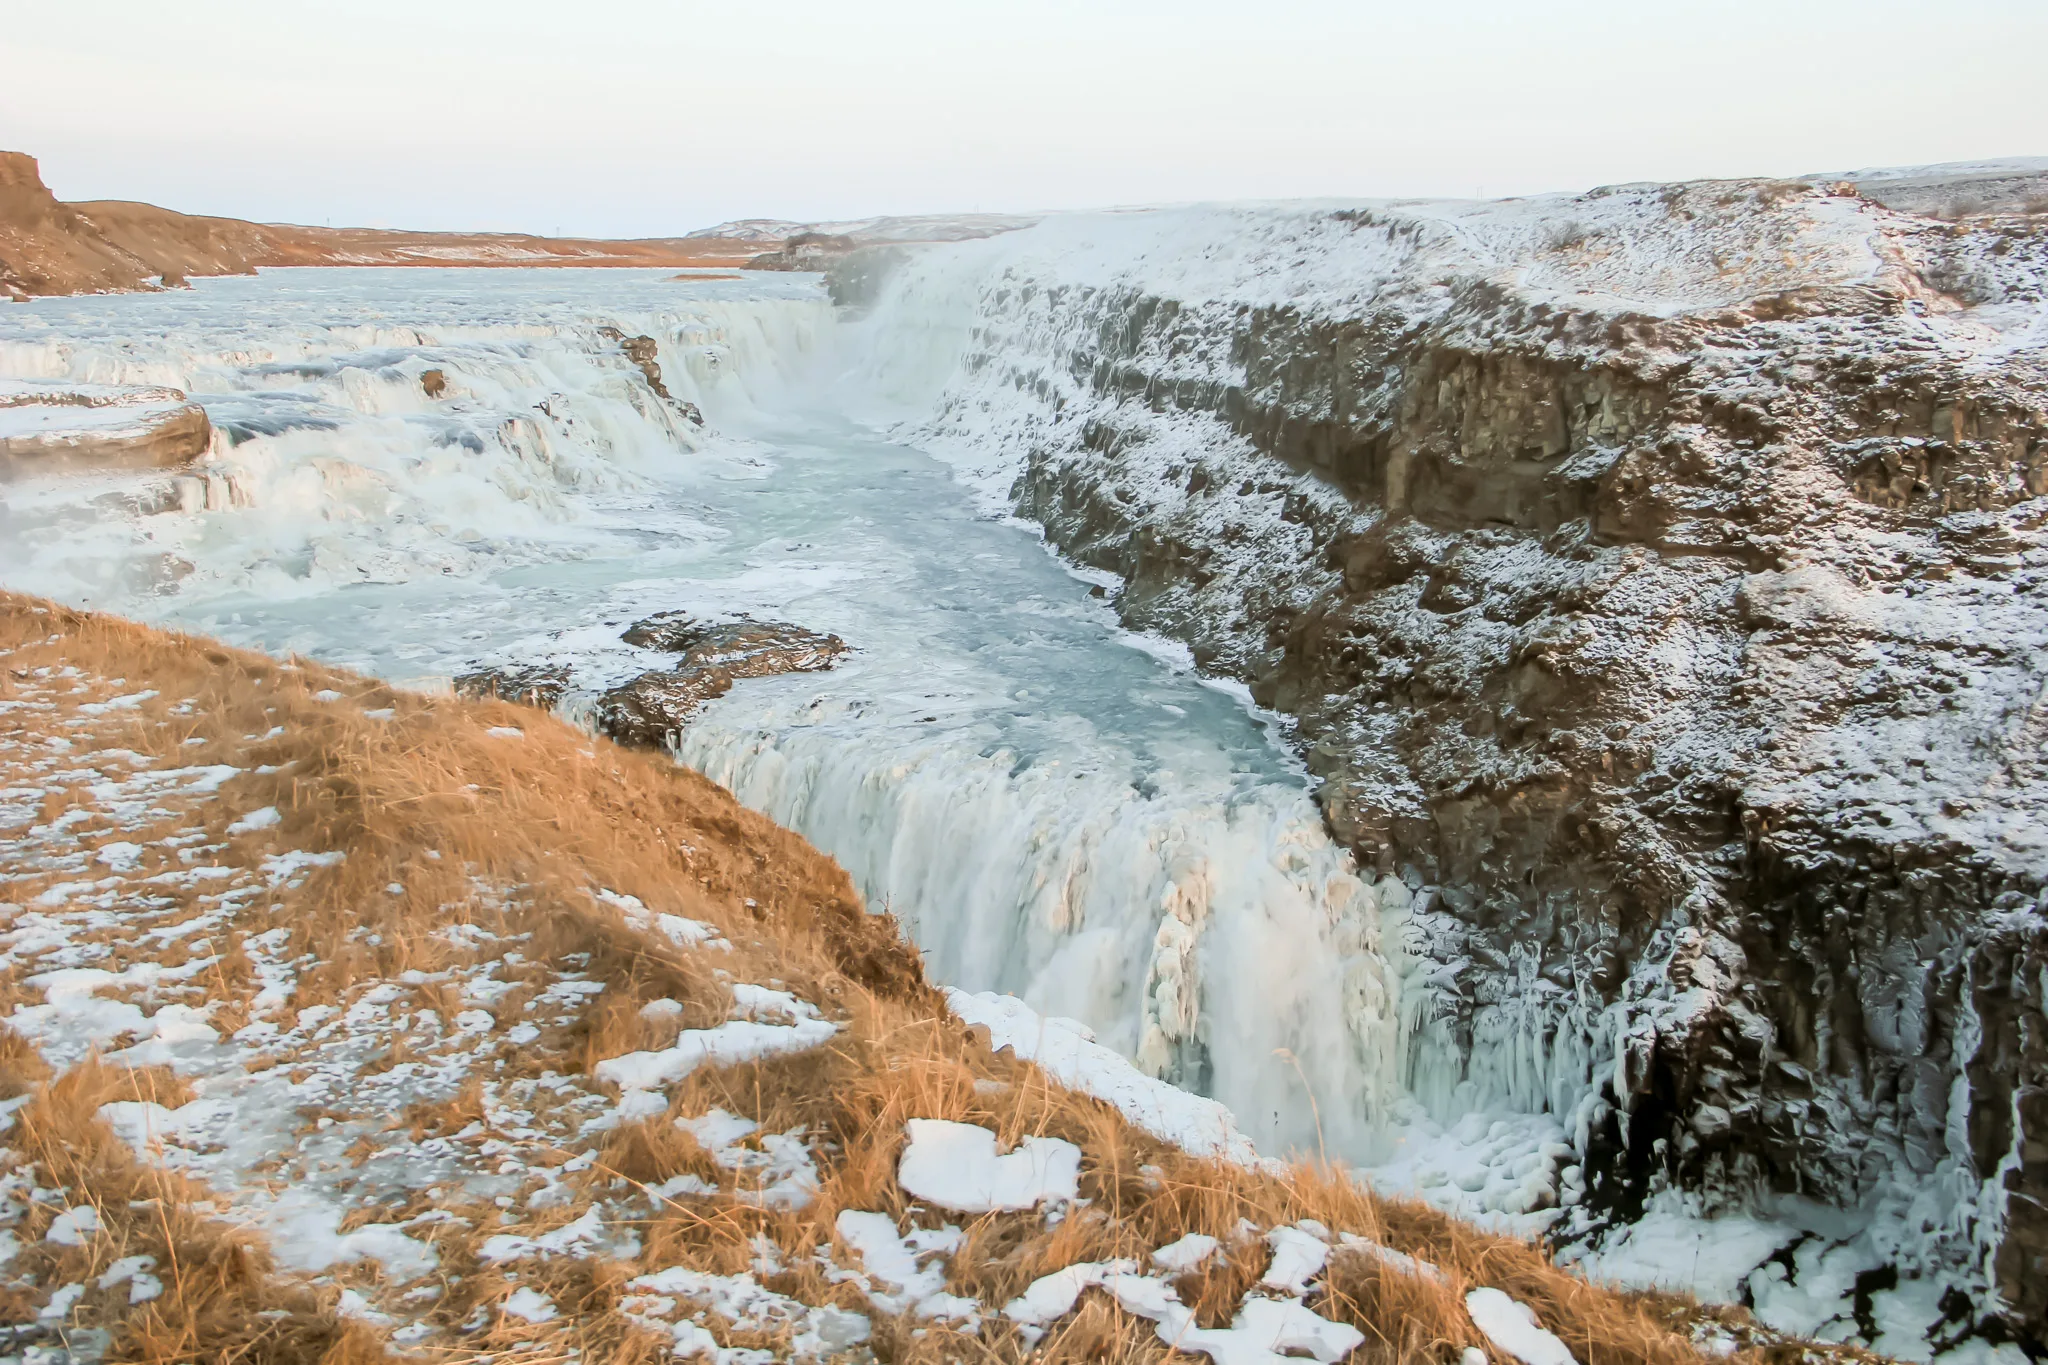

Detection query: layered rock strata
(875, 168), (2048, 1336)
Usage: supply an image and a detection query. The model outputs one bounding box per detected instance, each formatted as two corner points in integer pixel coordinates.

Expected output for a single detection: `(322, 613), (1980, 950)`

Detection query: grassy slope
(0, 593), (1850, 1365)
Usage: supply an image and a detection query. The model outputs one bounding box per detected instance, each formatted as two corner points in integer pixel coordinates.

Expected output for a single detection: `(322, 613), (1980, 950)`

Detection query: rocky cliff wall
(859, 169), (2048, 1339)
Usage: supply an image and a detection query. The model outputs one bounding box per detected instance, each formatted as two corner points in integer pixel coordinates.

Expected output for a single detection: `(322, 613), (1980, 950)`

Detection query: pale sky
(5, 0), (2044, 237)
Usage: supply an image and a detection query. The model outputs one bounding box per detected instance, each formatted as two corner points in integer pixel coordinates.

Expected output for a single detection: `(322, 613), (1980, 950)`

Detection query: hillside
(0, 593), (1825, 1364)
(0, 153), (758, 299)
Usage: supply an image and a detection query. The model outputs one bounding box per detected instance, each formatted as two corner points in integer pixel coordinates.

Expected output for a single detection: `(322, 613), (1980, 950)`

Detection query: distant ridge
(0, 150), (762, 299)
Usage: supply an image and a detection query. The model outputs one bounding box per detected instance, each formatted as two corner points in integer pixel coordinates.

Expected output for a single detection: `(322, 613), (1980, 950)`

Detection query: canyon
(852, 161), (2048, 1347)
(2, 151), (2046, 1359)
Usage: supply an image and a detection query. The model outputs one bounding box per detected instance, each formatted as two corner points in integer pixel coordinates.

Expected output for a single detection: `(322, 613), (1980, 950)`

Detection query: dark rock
(620, 610), (711, 651)
(453, 663), (570, 711)
(596, 617), (846, 749)
(594, 327), (702, 425)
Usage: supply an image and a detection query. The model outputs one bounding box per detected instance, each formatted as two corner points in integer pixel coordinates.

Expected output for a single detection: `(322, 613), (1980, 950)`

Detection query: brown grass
(0, 591), (1867, 1364)
(0, 1051), (383, 1364)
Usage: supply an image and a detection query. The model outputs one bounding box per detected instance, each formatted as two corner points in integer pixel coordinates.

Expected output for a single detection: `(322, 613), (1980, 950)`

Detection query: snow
(629, 1264), (872, 1355)
(479, 1207), (608, 1263)
(895, 1118), (1080, 1213)
(97, 1255), (163, 1305)
(39, 1282), (85, 1320)
(1151, 1231), (1221, 1273)
(1466, 1289), (1578, 1365)
(1101, 1270), (1365, 1365)
(592, 1014), (837, 1093)
(946, 989), (1274, 1169)
(44, 1205), (100, 1245)
(678, 1107), (759, 1150)
(227, 804), (280, 834)
(1005, 1259), (1140, 1326)
(1260, 1224), (1331, 1294)
(500, 1286), (557, 1323)
(0, 401), (188, 440)
(833, 1209), (978, 1319)
(676, 1109), (823, 1209)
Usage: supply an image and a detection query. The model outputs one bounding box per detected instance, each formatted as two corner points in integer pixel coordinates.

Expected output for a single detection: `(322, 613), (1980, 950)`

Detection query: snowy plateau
(0, 157), (2045, 1361)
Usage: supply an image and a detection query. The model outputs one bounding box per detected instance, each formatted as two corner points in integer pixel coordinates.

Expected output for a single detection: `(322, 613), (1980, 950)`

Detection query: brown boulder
(0, 398), (212, 479)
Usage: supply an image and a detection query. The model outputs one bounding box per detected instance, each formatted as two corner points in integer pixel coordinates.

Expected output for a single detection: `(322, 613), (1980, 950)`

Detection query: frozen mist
(1, 166), (2043, 1364)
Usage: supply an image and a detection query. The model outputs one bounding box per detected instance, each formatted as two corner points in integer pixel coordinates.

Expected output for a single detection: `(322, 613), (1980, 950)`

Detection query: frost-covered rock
(855, 163), (2048, 1335)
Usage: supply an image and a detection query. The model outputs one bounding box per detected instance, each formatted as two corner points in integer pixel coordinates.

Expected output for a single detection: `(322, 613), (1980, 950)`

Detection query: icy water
(0, 268), (1411, 1166)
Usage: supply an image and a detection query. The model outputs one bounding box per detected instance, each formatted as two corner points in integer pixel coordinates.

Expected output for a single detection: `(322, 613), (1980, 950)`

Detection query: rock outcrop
(0, 152), (167, 298)
(454, 615), (849, 750)
(0, 381), (212, 478)
(595, 614), (847, 749)
(595, 328), (703, 425)
(868, 166), (2048, 1339)
(748, 231), (860, 272)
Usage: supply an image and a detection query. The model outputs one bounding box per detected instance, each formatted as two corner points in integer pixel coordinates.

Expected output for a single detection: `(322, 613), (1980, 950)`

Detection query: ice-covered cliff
(844, 163), (2048, 1341)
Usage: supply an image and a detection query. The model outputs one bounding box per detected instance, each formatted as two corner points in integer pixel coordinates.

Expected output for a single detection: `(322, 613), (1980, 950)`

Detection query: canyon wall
(859, 168), (2048, 1337)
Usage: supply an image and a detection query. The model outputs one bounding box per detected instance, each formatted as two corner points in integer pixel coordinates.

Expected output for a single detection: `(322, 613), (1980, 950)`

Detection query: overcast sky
(6, 0), (2043, 237)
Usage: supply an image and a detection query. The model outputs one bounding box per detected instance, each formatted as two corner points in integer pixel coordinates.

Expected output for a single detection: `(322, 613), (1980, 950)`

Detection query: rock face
(0, 152), (165, 298)
(595, 615), (847, 749)
(748, 231), (860, 272)
(867, 168), (2048, 1336)
(0, 382), (213, 478)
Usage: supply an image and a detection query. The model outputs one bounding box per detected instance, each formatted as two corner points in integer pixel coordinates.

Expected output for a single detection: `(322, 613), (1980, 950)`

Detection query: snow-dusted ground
(0, 640), (1596, 1363)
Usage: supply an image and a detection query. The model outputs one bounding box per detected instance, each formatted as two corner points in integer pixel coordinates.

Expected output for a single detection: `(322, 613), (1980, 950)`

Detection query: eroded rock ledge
(0, 381), (213, 478)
